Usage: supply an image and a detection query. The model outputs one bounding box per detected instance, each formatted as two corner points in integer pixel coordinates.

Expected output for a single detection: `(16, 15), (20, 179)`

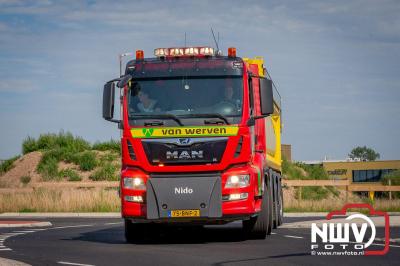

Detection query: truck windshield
(128, 76), (243, 126)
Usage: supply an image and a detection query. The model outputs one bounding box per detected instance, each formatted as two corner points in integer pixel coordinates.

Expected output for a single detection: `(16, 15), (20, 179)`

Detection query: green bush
(37, 156), (59, 181)
(90, 163), (118, 181)
(284, 159), (336, 200)
(299, 164), (329, 180)
(282, 158), (306, 180)
(99, 152), (118, 163)
(92, 140), (120, 153)
(20, 175), (31, 185)
(58, 169), (82, 182)
(282, 159), (329, 180)
(22, 132), (90, 154)
(72, 151), (97, 171)
(297, 186), (330, 200)
(22, 137), (37, 154)
(0, 155), (20, 174)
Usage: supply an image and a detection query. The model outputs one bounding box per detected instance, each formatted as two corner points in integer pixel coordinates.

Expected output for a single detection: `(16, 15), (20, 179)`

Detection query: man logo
(166, 150), (204, 160)
(178, 138), (191, 145)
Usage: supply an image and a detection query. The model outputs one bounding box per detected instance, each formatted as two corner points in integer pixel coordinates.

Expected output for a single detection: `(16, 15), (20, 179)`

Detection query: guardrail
(283, 179), (400, 200)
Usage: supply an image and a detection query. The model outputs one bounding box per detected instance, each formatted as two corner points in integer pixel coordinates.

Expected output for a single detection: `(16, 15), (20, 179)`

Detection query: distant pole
(389, 179), (392, 200)
(119, 52), (133, 77)
(119, 54), (122, 77)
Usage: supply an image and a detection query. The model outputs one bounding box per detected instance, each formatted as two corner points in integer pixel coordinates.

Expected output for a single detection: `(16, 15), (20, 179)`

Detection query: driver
(137, 89), (161, 113)
(219, 79), (240, 108)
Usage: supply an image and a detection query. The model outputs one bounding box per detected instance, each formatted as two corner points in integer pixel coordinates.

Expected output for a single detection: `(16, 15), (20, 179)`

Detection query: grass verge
(0, 188), (120, 212)
(0, 155), (21, 174)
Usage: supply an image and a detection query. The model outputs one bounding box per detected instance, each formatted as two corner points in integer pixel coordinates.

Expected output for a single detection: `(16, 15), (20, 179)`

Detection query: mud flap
(146, 175), (222, 219)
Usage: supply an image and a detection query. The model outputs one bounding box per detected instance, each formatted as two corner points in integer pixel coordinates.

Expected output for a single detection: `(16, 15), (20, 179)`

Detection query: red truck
(102, 46), (283, 241)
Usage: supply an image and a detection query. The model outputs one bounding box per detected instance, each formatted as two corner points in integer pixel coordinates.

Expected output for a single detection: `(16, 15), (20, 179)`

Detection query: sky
(0, 0), (399, 161)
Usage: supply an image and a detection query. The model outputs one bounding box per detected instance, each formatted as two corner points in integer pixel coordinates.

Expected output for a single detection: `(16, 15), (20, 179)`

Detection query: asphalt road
(0, 217), (399, 266)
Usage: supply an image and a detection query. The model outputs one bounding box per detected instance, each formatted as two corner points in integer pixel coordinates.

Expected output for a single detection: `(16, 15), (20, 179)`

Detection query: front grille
(142, 137), (228, 165)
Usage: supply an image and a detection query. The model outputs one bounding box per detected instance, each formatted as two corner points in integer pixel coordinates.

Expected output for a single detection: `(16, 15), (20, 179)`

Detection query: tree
(348, 146), (380, 161)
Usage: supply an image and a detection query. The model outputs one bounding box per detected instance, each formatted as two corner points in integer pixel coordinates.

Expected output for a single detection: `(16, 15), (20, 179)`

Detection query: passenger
(223, 85), (235, 104)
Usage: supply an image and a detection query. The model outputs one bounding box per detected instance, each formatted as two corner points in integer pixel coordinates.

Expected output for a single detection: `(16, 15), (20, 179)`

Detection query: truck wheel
(242, 181), (270, 239)
(272, 174), (278, 229)
(266, 175), (273, 235)
(278, 188), (284, 226)
(125, 219), (146, 243)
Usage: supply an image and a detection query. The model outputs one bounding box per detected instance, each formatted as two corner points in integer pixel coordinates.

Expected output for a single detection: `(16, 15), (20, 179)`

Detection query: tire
(243, 178), (270, 239)
(125, 219), (146, 243)
(272, 173), (278, 229)
(266, 173), (273, 235)
(277, 175), (284, 226)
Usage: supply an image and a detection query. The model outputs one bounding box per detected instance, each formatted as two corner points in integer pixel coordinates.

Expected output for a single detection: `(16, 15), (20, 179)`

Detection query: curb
(0, 213), (121, 218)
(0, 221), (52, 228)
(284, 212), (400, 217)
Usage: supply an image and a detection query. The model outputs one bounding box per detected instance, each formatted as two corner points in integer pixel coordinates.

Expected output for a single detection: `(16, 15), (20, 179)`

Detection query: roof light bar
(154, 48), (168, 57)
(153, 46), (215, 57)
(169, 48), (184, 56)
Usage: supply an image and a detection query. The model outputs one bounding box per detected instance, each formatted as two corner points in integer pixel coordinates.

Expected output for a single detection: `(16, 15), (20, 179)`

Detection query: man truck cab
(102, 46), (283, 242)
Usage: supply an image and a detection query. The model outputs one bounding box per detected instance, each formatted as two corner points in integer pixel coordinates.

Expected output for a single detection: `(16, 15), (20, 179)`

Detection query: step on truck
(102, 46), (283, 241)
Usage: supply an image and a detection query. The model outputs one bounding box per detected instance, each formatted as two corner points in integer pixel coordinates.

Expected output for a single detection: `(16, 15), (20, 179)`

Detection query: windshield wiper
(144, 120), (164, 126)
(179, 113), (230, 125)
(131, 114), (184, 126)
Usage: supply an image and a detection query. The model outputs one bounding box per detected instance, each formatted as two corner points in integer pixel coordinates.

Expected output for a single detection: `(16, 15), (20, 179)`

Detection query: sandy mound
(0, 152), (42, 188)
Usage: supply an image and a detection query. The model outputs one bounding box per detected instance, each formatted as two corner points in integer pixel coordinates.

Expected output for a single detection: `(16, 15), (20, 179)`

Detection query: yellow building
(307, 160), (400, 183)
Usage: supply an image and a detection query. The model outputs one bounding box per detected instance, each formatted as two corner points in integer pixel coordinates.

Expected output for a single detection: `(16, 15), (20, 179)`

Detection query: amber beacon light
(136, 50), (144, 60)
(228, 47), (237, 57)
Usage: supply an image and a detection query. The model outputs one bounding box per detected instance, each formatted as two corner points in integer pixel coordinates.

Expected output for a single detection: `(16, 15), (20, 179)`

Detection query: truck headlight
(123, 177), (145, 190)
(225, 175), (250, 188)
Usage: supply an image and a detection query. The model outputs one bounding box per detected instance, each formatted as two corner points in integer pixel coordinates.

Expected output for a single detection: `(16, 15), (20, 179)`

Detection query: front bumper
(120, 165), (262, 221)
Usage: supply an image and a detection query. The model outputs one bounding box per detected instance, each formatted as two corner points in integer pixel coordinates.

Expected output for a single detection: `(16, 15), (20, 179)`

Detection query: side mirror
(103, 82), (115, 120)
(117, 74), (132, 88)
(259, 78), (274, 116)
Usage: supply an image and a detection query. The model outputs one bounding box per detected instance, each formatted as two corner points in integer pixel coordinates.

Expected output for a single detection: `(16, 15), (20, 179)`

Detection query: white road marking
(58, 261), (95, 266)
(0, 227), (51, 251)
(283, 235), (304, 239)
(51, 224), (94, 230)
(375, 237), (400, 243)
(271, 232), (277, 235)
(348, 241), (400, 248)
(104, 222), (122, 225)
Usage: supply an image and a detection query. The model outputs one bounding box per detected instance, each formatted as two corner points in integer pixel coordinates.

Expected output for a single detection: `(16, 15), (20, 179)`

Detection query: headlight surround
(225, 174), (250, 188)
(123, 177), (146, 190)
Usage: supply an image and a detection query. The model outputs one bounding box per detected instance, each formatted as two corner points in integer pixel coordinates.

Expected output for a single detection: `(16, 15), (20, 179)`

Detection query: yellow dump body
(243, 57), (282, 172)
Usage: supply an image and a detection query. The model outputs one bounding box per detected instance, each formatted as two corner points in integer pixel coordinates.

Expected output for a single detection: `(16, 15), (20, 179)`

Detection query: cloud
(0, 79), (40, 92)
